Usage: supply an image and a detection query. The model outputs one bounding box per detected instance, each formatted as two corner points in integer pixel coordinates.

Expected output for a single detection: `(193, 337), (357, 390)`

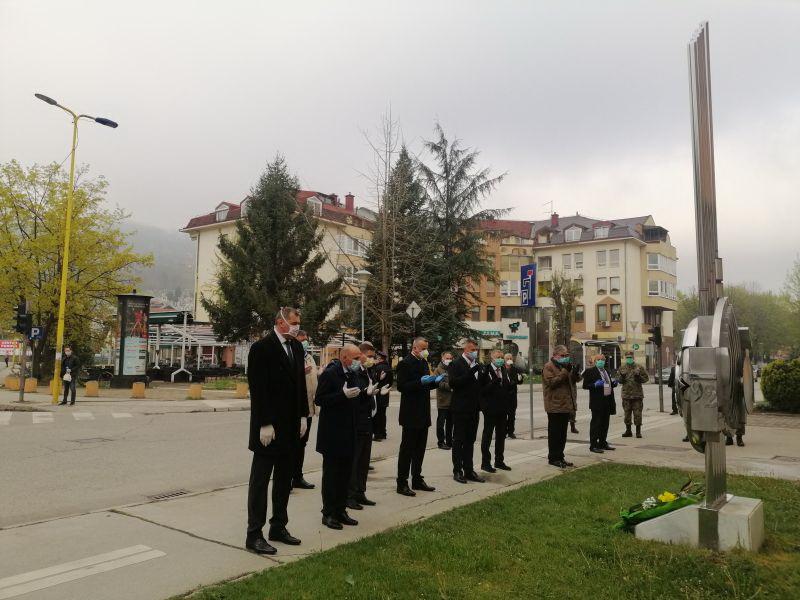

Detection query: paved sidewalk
(1, 398), (798, 600)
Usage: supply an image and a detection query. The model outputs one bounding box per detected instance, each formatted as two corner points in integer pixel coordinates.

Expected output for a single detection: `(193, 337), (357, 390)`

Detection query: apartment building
(473, 214), (678, 369)
(181, 191), (374, 342)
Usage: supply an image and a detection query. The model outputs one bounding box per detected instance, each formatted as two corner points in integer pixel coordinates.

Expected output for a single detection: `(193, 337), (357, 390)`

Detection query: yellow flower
(658, 491), (677, 503)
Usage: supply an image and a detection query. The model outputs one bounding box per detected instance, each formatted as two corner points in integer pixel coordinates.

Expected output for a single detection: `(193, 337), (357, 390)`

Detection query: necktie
(285, 341), (294, 366)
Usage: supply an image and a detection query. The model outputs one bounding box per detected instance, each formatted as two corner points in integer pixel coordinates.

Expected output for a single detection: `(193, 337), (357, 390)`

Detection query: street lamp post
(355, 269), (372, 343)
(34, 93), (118, 405)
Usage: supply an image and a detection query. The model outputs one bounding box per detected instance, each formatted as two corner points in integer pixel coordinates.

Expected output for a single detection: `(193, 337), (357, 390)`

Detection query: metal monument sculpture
(676, 22), (756, 550)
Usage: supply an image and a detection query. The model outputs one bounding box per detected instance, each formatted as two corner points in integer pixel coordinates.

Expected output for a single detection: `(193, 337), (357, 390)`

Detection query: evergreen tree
(415, 124), (506, 352)
(202, 156), (342, 343)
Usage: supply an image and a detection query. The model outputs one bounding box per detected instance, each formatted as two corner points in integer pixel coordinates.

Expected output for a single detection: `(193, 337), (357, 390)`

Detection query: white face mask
(64, 350), (72, 356)
(418, 349), (429, 360)
(506, 360), (513, 366)
(280, 309), (300, 338)
(443, 359), (452, 366)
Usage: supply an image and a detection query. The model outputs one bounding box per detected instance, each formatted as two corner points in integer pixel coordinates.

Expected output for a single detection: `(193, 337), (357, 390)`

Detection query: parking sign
(520, 263), (536, 308)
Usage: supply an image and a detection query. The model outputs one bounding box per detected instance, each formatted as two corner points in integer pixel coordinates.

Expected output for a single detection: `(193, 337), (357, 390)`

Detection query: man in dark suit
(246, 307), (309, 555)
(372, 351), (393, 441)
(481, 349), (512, 472)
(347, 342), (378, 510)
(448, 339), (486, 484)
(504, 352), (524, 439)
(315, 344), (362, 530)
(582, 353), (619, 454)
(395, 337), (442, 496)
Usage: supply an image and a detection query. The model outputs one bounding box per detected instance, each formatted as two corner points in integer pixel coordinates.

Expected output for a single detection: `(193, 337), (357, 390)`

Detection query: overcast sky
(2, 0), (798, 292)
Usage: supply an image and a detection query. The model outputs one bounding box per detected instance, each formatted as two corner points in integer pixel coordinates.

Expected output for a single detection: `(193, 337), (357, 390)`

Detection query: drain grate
(638, 444), (691, 453)
(773, 455), (800, 463)
(148, 489), (190, 501)
(70, 437), (113, 444)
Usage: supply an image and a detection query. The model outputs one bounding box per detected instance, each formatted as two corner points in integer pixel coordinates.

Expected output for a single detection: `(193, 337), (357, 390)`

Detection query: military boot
(635, 425), (642, 438)
(622, 425), (633, 438)
(736, 434), (745, 447)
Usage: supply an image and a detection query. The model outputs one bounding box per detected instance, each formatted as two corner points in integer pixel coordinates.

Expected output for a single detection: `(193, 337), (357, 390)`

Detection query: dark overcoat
(448, 355), (483, 415)
(314, 359), (359, 457)
(396, 353), (436, 428)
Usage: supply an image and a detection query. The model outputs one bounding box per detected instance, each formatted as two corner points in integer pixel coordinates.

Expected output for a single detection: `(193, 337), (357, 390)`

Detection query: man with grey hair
(246, 307), (309, 554)
(542, 344), (581, 468)
(395, 336), (443, 496)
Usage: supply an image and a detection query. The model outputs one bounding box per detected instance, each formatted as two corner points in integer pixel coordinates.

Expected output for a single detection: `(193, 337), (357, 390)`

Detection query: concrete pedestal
(635, 495), (764, 552)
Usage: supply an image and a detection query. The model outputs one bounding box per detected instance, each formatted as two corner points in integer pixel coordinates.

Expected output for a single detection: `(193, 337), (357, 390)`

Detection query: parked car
(654, 367), (672, 384)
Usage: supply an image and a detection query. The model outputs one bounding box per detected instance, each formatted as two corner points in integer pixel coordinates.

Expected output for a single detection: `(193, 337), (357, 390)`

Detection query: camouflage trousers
(622, 398), (643, 426)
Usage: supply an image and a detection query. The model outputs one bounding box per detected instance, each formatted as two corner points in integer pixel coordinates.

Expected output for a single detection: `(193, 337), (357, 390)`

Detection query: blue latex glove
(593, 379), (604, 389)
(420, 375), (437, 385)
(434, 374), (445, 383)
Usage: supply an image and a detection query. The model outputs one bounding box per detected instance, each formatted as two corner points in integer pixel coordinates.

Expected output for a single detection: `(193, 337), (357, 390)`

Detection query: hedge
(760, 359), (800, 413)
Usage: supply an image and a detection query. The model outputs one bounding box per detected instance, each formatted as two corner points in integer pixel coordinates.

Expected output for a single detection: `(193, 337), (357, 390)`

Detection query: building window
(597, 304), (608, 323)
(574, 253), (583, 269)
(597, 277), (608, 295)
(500, 280), (521, 296)
(337, 265), (357, 285)
(648, 280), (677, 300)
(486, 281), (495, 297)
(470, 306), (481, 321)
(486, 306), (496, 322)
(538, 281), (552, 297)
(596, 250), (607, 267)
(501, 255), (533, 272)
(609, 249), (620, 268)
(575, 305), (585, 323)
(501, 306), (523, 319)
(574, 278), (584, 295)
(215, 207), (229, 222)
(594, 226), (610, 239)
(611, 304), (622, 322)
(565, 227), (582, 242)
(648, 280), (659, 296)
(562, 253), (572, 270)
(647, 253), (677, 276)
(338, 234), (369, 258)
(610, 276), (620, 295)
(307, 198), (323, 216)
(538, 256), (552, 270)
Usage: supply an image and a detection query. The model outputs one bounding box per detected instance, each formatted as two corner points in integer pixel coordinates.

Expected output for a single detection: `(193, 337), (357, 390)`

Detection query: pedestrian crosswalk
(0, 411), (138, 426)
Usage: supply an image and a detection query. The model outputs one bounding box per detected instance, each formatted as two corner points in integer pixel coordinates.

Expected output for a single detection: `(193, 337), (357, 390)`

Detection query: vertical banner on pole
(521, 264), (537, 439)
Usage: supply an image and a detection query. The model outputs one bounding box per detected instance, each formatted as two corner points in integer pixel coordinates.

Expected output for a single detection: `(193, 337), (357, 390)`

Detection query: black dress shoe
(346, 498), (364, 510)
(562, 460), (575, 467)
(548, 460), (567, 469)
(437, 441), (447, 449)
(494, 463), (512, 471)
(246, 538), (277, 554)
(670, 410), (678, 415)
(368, 465), (375, 471)
(355, 494), (376, 506)
(412, 479), (436, 492)
(58, 401), (67, 406)
(481, 464), (497, 473)
(453, 472), (467, 484)
(725, 436), (734, 446)
(322, 515), (343, 530)
(292, 478), (315, 490)
(589, 447), (604, 454)
(602, 443), (616, 451)
(507, 433), (517, 439)
(337, 512), (358, 526)
(69, 401), (75, 405)
(682, 436), (690, 443)
(736, 435), (745, 447)
(465, 471), (486, 483)
(268, 528), (301, 545)
(396, 483), (416, 497)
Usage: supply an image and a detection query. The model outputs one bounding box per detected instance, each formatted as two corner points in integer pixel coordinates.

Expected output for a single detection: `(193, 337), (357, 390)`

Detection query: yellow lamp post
(34, 93), (118, 404)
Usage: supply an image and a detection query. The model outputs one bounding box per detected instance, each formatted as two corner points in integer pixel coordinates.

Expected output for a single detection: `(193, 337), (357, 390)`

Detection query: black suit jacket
(396, 353), (436, 428)
(481, 365), (511, 415)
(247, 331), (309, 455)
(581, 366), (617, 414)
(315, 359), (359, 457)
(506, 364), (523, 406)
(355, 367), (376, 434)
(448, 355), (483, 415)
(372, 362), (393, 409)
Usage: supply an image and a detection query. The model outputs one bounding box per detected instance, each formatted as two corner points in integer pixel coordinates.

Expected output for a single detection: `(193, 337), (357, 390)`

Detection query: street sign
(406, 301), (421, 319)
(29, 327), (43, 341)
(633, 343), (640, 350)
(520, 263), (537, 308)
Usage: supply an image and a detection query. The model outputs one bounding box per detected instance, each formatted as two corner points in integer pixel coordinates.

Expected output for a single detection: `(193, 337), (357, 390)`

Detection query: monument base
(634, 495), (764, 551)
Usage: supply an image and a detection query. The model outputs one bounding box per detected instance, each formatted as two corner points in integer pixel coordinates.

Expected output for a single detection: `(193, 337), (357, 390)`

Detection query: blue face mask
(595, 360), (606, 369)
(301, 340), (310, 351)
(556, 356), (571, 365)
(348, 359), (362, 372)
(493, 358), (505, 367)
(467, 351), (478, 361)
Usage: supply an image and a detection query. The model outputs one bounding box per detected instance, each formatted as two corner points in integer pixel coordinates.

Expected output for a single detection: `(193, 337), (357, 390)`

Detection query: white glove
(259, 425), (275, 446)
(299, 418), (307, 438)
(379, 384), (390, 396)
(343, 383), (360, 399)
(366, 381), (378, 396)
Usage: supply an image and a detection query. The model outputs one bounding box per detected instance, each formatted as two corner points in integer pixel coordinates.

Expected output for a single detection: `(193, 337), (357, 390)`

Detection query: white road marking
(72, 412), (95, 421)
(0, 545), (166, 599)
(0, 412), (11, 425)
(203, 400), (233, 409)
(112, 412), (133, 418)
(31, 412), (53, 424)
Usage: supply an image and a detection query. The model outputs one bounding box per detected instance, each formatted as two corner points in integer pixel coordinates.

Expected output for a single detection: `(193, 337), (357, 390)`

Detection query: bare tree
(549, 271), (580, 347)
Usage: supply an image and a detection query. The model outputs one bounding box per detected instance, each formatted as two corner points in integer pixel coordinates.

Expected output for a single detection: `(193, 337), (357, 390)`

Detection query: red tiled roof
(479, 219), (533, 239)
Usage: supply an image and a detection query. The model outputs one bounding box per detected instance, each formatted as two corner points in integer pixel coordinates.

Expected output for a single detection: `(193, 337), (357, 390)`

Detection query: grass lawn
(202, 378), (246, 390)
(184, 463), (800, 599)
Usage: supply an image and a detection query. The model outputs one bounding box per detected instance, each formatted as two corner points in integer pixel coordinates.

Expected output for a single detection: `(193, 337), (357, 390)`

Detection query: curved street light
(354, 269), (372, 343)
(34, 92), (118, 404)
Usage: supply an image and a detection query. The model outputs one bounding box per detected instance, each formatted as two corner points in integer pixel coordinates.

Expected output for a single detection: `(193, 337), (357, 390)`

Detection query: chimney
(551, 212), (559, 228)
(345, 193), (355, 212)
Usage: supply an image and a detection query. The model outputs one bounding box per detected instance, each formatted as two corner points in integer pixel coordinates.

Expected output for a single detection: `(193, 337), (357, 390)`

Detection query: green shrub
(760, 358), (800, 412)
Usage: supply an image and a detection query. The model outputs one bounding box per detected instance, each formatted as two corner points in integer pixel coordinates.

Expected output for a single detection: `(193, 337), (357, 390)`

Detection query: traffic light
(14, 301), (31, 335)
(648, 325), (662, 347)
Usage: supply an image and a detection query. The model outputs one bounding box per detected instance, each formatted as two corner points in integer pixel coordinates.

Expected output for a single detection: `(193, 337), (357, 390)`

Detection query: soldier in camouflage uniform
(618, 351), (649, 438)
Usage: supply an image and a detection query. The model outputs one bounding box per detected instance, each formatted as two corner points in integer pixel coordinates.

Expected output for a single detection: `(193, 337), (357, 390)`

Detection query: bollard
(5, 375), (20, 391)
(131, 381), (146, 399)
(85, 380), (100, 397)
(234, 382), (249, 399)
(24, 377), (38, 393)
(188, 383), (203, 400)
